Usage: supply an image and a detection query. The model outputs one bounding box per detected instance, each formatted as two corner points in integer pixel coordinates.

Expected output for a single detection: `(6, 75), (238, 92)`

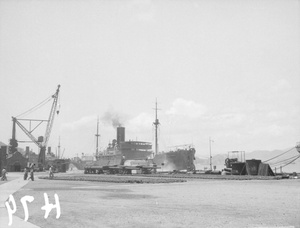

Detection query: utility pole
(95, 116), (100, 156)
(209, 137), (214, 171)
(153, 99), (160, 156)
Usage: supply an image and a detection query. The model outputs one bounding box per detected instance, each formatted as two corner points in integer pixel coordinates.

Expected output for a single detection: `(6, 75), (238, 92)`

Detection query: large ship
(90, 101), (196, 172)
(94, 126), (153, 167)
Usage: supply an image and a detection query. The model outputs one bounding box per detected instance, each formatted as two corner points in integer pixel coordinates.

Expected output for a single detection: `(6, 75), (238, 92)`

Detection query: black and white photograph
(0, 0), (299, 227)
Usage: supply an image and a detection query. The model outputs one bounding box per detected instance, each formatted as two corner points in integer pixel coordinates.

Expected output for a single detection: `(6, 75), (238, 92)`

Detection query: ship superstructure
(94, 126), (152, 167)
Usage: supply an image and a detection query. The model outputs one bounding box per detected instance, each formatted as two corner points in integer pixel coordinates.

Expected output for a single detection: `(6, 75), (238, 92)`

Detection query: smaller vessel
(152, 100), (196, 172)
(153, 145), (196, 171)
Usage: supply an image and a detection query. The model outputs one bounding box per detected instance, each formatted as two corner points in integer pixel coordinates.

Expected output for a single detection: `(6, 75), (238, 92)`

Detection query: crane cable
(273, 154), (300, 169)
(263, 147), (295, 163)
(16, 95), (53, 118)
(269, 154), (300, 166)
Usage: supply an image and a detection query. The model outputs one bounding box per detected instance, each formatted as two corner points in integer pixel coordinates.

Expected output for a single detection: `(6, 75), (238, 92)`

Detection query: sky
(0, 0), (299, 159)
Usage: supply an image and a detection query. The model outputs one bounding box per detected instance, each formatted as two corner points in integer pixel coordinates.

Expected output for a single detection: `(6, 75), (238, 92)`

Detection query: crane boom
(44, 85), (60, 147)
(9, 85), (61, 170)
(39, 85), (60, 168)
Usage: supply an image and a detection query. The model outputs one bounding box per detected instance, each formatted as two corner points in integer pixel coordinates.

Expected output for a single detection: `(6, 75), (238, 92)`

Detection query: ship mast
(58, 136), (61, 159)
(153, 99), (160, 155)
(95, 117), (100, 156)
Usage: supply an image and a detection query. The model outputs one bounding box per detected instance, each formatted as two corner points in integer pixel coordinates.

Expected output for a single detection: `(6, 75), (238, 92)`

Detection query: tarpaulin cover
(258, 163), (275, 176)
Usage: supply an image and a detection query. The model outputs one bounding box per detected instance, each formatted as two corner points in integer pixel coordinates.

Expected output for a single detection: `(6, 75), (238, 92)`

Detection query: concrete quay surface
(0, 172), (40, 228)
(1, 171), (299, 228)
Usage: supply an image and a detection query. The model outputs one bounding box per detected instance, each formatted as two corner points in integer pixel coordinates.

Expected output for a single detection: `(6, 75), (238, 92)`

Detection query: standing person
(1, 168), (7, 181)
(24, 168), (28, 180)
(28, 168), (34, 181)
(49, 166), (54, 179)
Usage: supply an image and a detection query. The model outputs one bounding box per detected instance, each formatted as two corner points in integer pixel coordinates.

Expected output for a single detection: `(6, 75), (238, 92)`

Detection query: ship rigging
(153, 99), (160, 156)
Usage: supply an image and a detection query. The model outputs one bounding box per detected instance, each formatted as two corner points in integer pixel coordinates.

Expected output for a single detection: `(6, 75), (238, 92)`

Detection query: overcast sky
(0, 0), (299, 159)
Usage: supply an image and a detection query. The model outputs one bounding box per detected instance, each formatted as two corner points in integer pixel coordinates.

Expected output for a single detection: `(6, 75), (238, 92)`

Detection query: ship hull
(153, 148), (196, 171)
(94, 154), (123, 167)
(94, 150), (152, 167)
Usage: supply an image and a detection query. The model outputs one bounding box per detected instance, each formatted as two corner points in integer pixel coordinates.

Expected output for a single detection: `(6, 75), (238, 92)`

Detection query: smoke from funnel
(101, 110), (125, 128)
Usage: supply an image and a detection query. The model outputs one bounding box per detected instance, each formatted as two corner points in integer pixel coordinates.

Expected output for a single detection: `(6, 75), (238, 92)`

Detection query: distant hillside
(246, 148), (300, 173)
(195, 147), (300, 172)
(246, 148), (295, 161)
(195, 154), (227, 166)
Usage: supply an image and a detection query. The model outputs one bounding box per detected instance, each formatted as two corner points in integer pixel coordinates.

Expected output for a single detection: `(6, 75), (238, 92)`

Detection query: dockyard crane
(9, 85), (61, 170)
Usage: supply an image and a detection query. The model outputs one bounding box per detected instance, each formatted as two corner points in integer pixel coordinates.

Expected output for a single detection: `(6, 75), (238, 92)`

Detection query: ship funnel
(117, 127), (125, 145)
